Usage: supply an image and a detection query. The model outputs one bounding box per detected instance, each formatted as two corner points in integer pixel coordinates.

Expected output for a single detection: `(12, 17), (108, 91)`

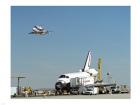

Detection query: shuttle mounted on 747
(29, 25), (54, 35)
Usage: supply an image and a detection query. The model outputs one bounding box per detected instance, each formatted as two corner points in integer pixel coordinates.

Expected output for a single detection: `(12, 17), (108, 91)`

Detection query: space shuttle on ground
(55, 51), (98, 94)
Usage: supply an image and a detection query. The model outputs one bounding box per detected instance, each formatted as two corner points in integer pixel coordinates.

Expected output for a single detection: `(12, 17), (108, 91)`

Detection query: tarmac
(12, 93), (130, 99)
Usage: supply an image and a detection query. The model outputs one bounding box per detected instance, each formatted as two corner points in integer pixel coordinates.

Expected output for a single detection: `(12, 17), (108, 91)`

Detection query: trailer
(70, 77), (95, 87)
(69, 77), (97, 95)
(120, 85), (129, 93)
(11, 87), (17, 97)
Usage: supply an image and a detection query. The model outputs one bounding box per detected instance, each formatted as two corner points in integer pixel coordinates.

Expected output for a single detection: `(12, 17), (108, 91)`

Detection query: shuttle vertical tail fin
(82, 51), (92, 72)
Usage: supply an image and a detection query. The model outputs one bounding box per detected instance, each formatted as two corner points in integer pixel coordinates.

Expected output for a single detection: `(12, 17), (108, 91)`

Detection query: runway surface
(12, 93), (130, 99)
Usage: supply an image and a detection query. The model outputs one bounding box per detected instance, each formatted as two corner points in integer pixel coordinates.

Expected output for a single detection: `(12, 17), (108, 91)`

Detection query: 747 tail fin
(82, 51), (92, 72)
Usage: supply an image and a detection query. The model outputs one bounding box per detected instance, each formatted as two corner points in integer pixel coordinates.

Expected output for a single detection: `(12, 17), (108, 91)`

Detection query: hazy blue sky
(11, 6), (130, 89)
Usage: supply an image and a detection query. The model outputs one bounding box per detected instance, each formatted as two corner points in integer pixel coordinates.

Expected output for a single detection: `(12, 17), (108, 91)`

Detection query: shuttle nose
(55, 82), (63, 90)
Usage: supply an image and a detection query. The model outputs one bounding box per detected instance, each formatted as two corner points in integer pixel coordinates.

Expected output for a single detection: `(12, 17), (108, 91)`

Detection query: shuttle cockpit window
(59, 75), (69, 78)
(59, 75), (65, 78)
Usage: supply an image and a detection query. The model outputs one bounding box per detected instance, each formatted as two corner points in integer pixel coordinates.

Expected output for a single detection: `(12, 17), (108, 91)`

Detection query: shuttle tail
(82, 51), (92, 72)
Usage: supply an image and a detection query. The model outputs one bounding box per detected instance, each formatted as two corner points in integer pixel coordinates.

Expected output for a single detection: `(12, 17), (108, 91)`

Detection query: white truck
(11, 87), (17, 97)
(79, 85), (98, 95)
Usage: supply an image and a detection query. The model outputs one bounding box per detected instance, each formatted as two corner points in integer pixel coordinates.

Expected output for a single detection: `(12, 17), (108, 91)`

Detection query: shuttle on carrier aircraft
(55, 51), (98, 94)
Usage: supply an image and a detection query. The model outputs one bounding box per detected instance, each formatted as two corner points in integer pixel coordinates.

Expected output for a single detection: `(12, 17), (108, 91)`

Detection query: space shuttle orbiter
(55, 51), (98, 94)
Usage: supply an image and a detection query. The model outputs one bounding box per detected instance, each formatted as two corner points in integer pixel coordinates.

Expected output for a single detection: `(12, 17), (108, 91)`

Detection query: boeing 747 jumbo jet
(55, 51), (98, 94)
(29, 25), (48, 35)
(29, 25), (54, 35)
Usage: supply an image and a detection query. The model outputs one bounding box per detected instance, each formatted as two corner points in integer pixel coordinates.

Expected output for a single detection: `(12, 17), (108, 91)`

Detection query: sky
(11, 6), (130, 89)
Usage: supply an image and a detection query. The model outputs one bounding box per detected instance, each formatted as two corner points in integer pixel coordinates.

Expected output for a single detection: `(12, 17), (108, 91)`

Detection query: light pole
(12, 76), (26, 95)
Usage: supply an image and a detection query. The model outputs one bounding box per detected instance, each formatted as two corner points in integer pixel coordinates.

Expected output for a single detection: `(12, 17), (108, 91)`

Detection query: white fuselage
(30, 25), (48, 35)
(57, 68), (98, 84)
(57, 72), (90, 84)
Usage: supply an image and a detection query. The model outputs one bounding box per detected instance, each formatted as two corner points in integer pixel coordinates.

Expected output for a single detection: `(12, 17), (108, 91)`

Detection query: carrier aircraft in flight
(29, 25), (54, 35)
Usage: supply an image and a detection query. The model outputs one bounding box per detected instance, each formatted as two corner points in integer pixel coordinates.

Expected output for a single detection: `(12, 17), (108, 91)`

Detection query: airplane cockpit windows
(59, 75), (65, 78)
(59, 75), (69, 78)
